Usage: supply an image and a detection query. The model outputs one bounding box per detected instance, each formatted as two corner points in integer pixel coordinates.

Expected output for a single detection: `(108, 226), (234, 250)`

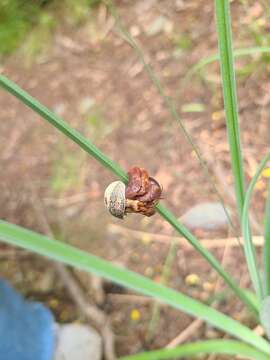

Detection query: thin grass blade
(0, 75), (127, 183)
(215, 0), (245, 218)
(187, 46), (270, 78)
(263, 181), (270, 296)
(260, 296), (270, 339)
(0, 220), (270, 355)
(242, 152), (270, 300)
(215, 1), (263, 299)
(118, 340), (270, 360)
(0, 74), (257, 313)
(156, 204), (256, 311)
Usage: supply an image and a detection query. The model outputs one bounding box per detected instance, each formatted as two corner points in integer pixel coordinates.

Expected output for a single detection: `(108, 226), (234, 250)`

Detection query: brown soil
(0, 1), (270, 359)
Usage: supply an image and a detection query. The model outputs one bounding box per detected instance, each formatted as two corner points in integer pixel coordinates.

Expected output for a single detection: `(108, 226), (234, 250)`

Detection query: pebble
(78, 97), (95, 115)
(54, 323), (102, 360)
(145, 16), (173, 36)
(180, 202), (230, 230)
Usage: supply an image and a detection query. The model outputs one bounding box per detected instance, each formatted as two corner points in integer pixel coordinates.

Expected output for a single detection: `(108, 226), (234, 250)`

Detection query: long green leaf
(118, 340), (270, 360)
(0, 220), (270, 355)
(215, 1), (263, 300)
(215, 0), (245, 219)
(187, 46), (270, 77)
(263, 181), (270, 296)
(260, 296), (270, 339)
(0, 74), (257, 313)
(242, 152), (270, 300)
(156, 204), (255, 309)
(0, 76), (127, 183)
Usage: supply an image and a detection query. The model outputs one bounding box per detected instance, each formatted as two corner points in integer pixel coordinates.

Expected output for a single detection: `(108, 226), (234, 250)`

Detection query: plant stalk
(263, 181), (270, 296)
(215, 0), (245, 218)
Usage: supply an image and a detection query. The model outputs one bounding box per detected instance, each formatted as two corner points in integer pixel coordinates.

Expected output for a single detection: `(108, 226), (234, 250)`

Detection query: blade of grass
(242, 152), (270, 300)
(0, 76), (127, 183)
(215, 0), (245, 219)
(118, 340), (270, 360)
(156, 203), (256, 310)
(187, 46), (270, 78)
(263, 181), (270, 296)
(215, 1), (263, 299)
(0, 74), (257, 313)
(0, 220), (270, 355)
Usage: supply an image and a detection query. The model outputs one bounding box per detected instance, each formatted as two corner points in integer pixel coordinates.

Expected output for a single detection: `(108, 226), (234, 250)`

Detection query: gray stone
(54, 323), (102, 360)
(180, 202), (230, 230)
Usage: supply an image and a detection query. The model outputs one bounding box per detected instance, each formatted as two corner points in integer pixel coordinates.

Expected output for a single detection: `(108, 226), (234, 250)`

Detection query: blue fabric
(0, 279), (55, 360)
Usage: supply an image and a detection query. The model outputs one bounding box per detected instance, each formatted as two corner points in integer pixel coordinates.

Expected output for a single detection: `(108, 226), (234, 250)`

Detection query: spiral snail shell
(104, 181), (126, 219)
(104, 167), (162, 219)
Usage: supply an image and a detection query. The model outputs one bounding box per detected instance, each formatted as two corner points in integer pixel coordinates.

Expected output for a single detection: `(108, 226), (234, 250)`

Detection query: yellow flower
(262, 168), (270, 178)
(130, 309), (141, 321)
(185, 273), (200, 286)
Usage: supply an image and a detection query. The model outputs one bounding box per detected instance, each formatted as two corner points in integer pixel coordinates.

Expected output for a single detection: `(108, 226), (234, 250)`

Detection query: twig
(166, 318), (204, 348)
(0, 248), (29, 259)
(26, 182), (116, 360)
(107, 293), (155, 304)
(2, 123), (32, 162)
(108, 223), (263, 249)
(43, 192), (93, 207)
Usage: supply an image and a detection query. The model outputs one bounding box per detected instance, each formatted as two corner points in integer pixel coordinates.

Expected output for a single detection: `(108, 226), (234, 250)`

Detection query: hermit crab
(104, 167), (162, 218)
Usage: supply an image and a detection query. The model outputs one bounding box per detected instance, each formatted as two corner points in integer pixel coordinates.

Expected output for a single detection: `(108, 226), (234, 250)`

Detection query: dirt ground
(0, 0), (270, 358)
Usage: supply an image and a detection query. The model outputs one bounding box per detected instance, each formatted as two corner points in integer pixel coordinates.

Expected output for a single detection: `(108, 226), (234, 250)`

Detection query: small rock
(175, 0), (185, 11)
(54, 323), (102, 360)
(180, 202), (230, 230)
(129, 25), (141, 37)
(79, 97), (95, 115)
(145, 16), (173, 36)
(53, 103), (66, 116)
(185, 273), (200, 286)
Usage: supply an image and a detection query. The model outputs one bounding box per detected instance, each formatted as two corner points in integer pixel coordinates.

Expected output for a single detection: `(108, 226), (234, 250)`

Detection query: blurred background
(0, 0), (270, 358)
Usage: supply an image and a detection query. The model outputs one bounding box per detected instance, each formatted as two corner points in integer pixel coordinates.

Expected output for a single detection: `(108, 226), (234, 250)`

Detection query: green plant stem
(0, 220), (270, 355)
(263, 181), (270, 296)
(118, 340), (270, 360)
(215, 0), (263, 300)
(242, 152), (270, 301)
(0, 75), (127, 183)
(0, 74), (257, 314)
(215, 0), (246, 219)
(187, 46), (270, 78)
(156, 204), (256, 312)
